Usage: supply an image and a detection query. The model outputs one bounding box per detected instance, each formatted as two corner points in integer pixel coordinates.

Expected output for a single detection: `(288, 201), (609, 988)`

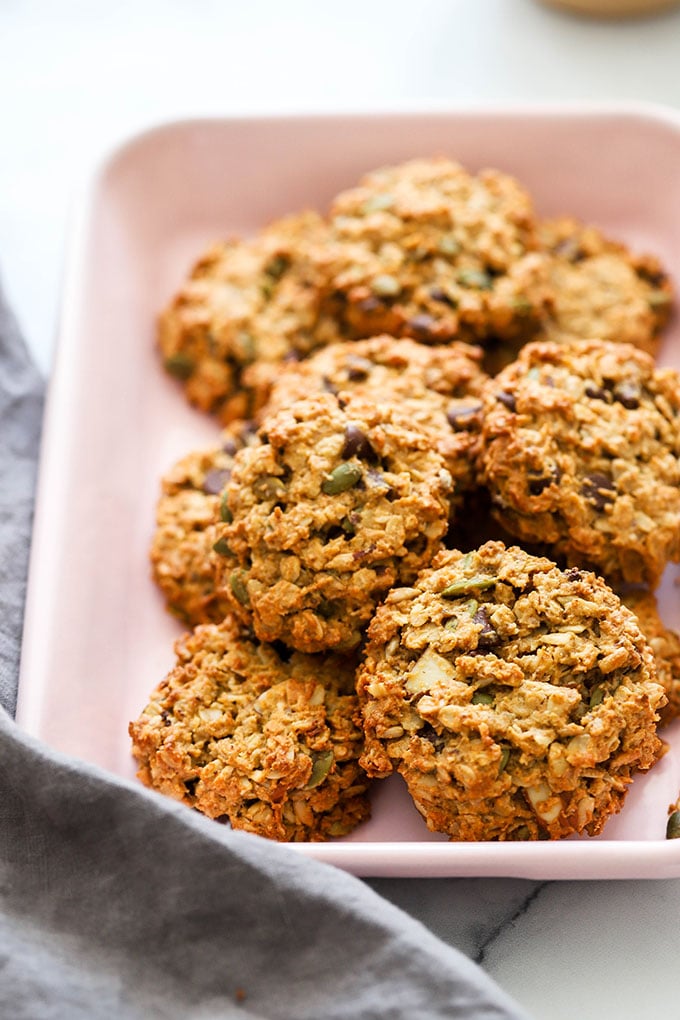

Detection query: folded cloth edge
(0, 705), (530, 1019)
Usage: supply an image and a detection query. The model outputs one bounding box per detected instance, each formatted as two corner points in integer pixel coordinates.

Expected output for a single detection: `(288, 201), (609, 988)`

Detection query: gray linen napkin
(0, 283), (530, 1020)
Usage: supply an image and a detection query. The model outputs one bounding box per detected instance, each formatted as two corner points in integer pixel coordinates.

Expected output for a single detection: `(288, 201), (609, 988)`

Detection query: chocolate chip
(528, 465), (561, 496)
(352, 544), (376, 561)
(613, 381), (641, 410)
(344, 356), (373, 381)
(472, 606), (500, 648)
(582, 472), (616, 510)
(203, 468), (231, 495)
(322, 375), (339, 395)
(407, 313), (437, 338)
(585, 384), (609, 402)
(496, 391), (516, 412)
(342, 424), (377, 461)
(566, 568), (584, 582)
(639, 266), (668, 287)
(554, 237), (584, 262)
(222, 438), (239, 456)
(357, 295), (384, 314)
(429, 286), (455, 306)
(446, 403), (483, 429)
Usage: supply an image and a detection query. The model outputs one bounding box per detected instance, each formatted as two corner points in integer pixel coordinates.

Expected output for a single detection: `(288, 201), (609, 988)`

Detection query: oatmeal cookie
(158, 211), (342, 423)
(215, 392), (454, 653)
(536, 217), (673, 356)
(265, 335), (487, 502)
(129, 616), (370, 841)
(480, 339), (680, 586)
(620, 588), (680, 726)
(357, 542), (666, 841)
(317, 158), (551, 346)
(150, 423), (258, 627)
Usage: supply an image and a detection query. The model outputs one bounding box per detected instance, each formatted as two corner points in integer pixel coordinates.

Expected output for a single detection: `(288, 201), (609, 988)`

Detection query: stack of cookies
(130, 157), (680, 843)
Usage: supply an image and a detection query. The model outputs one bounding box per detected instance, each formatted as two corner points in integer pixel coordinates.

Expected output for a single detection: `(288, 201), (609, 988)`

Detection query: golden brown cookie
(265, 335), (487, 503)
(158, 212), (343, 423)
(619, 588), (680, 727)
(357, 542), (666, 841)
(316, 158), (551, 346)
(129, 616), (370, 842)
(536, 217), (673, 356)
(479, 339), (680, 586)
(214, 392), (454, 653)
(150, 423), (258, 627)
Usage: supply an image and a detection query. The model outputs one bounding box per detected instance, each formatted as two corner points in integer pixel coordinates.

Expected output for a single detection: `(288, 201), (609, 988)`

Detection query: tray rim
(16, 102), (680, 879)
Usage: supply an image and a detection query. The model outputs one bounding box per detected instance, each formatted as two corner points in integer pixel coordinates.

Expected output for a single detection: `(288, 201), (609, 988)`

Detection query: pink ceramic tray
(16, 107), (680, 878)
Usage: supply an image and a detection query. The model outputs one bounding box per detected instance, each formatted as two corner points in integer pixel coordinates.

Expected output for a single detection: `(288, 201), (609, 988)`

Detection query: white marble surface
(4, 2), (680, 1018)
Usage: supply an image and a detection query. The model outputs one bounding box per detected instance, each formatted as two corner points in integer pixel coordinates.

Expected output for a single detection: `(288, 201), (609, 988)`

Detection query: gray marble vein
(484, 879), (680, 1020)
(368, 879), (545, 962)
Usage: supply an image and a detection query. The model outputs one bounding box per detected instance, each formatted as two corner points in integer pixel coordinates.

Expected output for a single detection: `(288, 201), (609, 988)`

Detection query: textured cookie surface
(150, 423), (259, 627)
(216, 392), (454, 653)
(158, 212), (342, 423)
(129, 616), (370, 841)
(266, 335), (487, 502)
(357, 542), (665, 841)
(317, 158), (551, 345)
(480, 339), (680, 585)
(536, 217), (672, 355)
(620, 588), (680, 727)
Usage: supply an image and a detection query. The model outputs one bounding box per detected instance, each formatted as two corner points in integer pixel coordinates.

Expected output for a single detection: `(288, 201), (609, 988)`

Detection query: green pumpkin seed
(229, 571), (250, 606)
(264, 254), (289, 280)
(589, 684), (605, 708)
(305, 750), (334, 788)
(321, 462), (363, 495)
(666, 810), (680, 839)
(220, 493), (233, 523)
(471, 691), (494, 706)
(164, 353), (195, 380)
(212, 538), (232, 557)
(252, 476), (286, 500)
(440, 575), (497, 598)
(498, 746), (510, 773)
